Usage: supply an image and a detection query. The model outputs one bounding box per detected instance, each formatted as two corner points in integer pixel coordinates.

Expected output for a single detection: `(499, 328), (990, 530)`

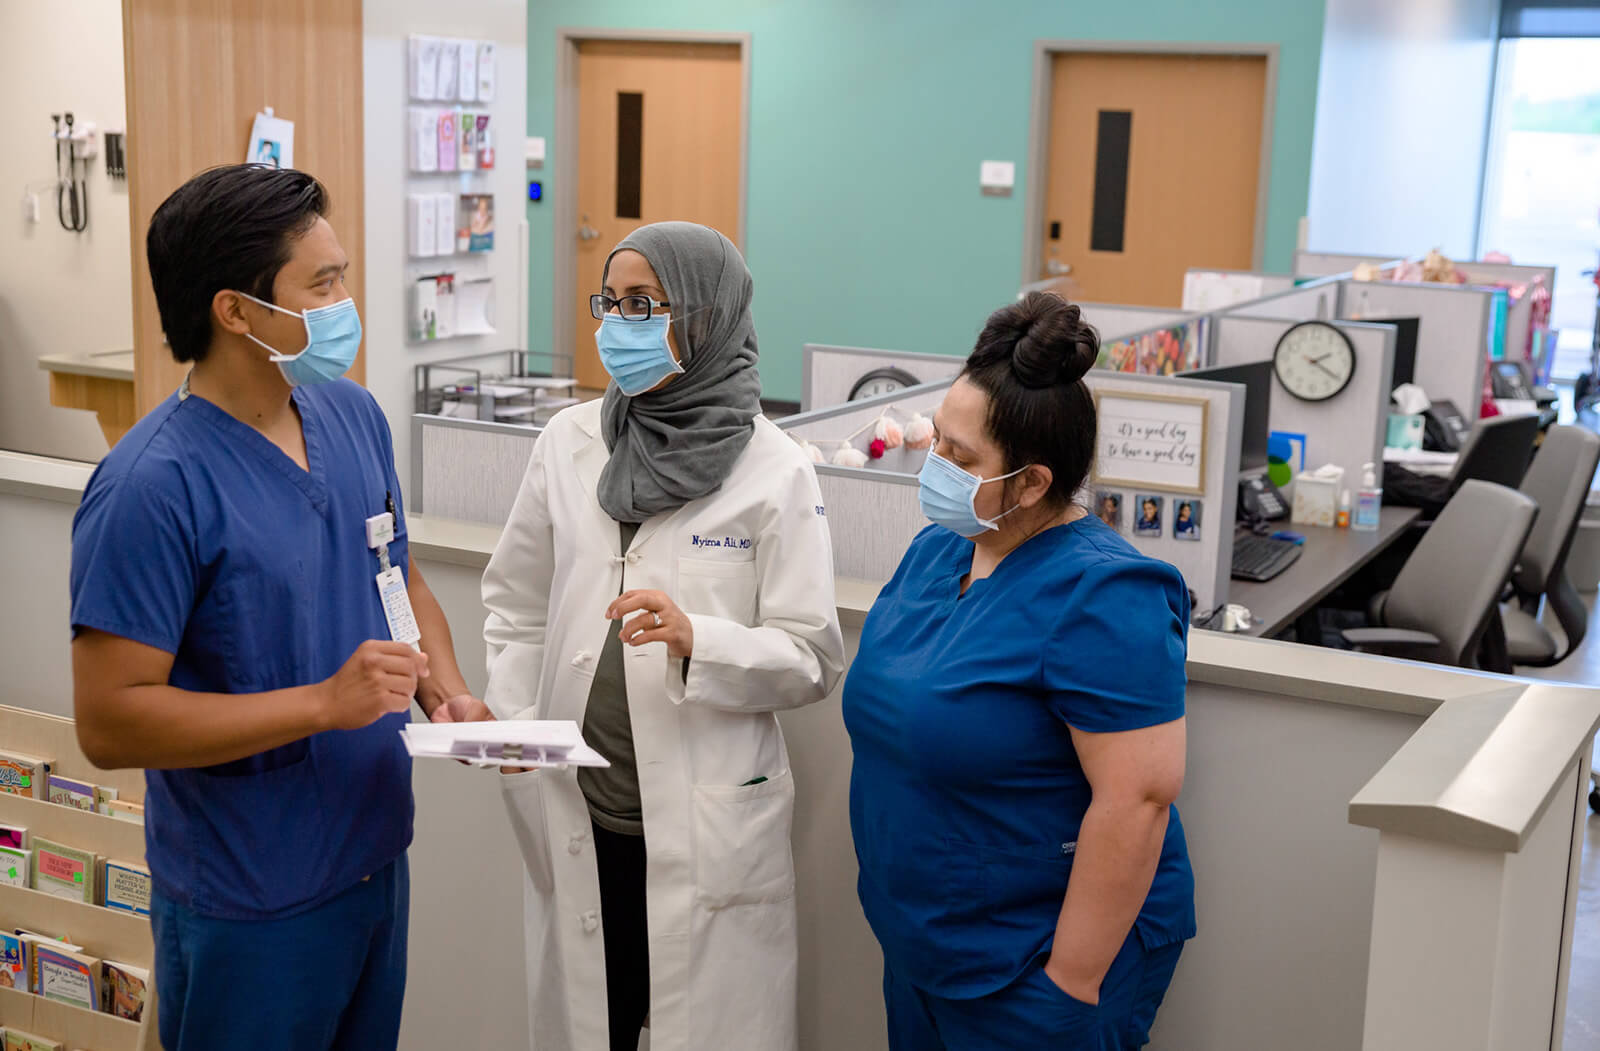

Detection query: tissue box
(1291, 469), (1342, 527)
(1387, 413), (1424, 451)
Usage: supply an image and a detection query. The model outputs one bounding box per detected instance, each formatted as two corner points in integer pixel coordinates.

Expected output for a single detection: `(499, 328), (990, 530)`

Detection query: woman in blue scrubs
(845, 292), (1195, 1049)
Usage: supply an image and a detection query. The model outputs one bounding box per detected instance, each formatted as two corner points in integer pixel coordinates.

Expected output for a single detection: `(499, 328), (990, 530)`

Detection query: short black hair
(146, 165), (329, 363)
(961, 292), (1100, 508)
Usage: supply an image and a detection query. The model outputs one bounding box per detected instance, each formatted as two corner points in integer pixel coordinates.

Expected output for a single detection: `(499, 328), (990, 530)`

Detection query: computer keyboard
(1232, 533), (1303, 582)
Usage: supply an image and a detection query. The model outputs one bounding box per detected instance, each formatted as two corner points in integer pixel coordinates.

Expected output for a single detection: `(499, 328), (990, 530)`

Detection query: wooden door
(1042, 52), (1266, 307)
(122, 0), (366, 416)
(572, 40), (742, 389)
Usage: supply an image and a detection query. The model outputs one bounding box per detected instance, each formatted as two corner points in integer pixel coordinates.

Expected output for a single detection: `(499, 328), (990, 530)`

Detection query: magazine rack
(0, 705), (156, 1050)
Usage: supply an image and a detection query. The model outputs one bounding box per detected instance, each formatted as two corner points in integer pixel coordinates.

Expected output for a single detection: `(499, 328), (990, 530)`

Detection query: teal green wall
(528, 1), (1326, 402)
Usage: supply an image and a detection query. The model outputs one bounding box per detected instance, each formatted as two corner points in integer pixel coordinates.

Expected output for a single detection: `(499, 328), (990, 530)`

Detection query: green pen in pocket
(741, 776), (768, 787)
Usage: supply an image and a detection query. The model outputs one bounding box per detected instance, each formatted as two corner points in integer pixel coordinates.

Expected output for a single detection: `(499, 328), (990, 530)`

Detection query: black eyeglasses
(590, 294), (670, 321)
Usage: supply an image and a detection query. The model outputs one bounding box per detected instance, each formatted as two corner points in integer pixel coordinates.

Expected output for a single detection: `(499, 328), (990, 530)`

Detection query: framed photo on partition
(1092, 390), (1208, 496)
(1133, 494), (1164, 538)
(1173, 499), (1202, 541)
(1094, 490), (1123, 533)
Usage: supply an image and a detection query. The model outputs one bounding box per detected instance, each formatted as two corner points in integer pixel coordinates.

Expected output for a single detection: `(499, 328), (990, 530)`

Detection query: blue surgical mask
(594, 313), (685, 396)
(237, 292), (362, 388)
(918, 450), (1028, 537)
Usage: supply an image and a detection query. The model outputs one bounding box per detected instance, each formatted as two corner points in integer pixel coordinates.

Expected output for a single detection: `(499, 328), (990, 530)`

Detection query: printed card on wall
(460, 194), (494, 252)
(1092, 391), (1207, 495)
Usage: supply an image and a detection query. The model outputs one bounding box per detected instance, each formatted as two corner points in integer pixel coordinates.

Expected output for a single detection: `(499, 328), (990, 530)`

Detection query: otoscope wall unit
(49, 111), (98, 233)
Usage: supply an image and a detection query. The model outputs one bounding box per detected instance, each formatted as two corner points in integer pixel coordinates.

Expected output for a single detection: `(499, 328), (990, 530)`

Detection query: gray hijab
(597, 222), (763, 523)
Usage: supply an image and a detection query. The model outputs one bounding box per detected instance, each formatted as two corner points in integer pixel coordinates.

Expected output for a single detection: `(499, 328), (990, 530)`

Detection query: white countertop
(0, 451), (95, 505)
(37, 350), (136, 382)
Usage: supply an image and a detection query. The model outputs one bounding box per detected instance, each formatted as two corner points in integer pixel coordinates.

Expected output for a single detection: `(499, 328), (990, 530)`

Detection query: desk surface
(38, 349), (135, 382)
(1231, 506), (1423, 638)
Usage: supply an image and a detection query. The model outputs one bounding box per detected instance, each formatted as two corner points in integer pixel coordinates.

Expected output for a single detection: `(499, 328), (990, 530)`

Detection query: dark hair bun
(976, 291), (1099, 389)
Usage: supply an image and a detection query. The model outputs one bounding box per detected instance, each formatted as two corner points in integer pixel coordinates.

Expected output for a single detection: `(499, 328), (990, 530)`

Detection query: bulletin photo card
(1133, 494), (1164, 538)
(1173, 499), (1202, 541)
(459, 194), (495, 252)
(1094, 491), (1123, 533)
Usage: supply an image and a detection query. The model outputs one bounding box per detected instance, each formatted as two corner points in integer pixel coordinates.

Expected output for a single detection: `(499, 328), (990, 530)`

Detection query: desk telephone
(1490, 362), (1536, 402)
(1239, 475), (1289, 521)
(1421, 399), (1470, 452)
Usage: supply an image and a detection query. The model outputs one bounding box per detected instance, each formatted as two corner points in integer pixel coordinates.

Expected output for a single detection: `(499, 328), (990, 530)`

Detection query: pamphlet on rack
(402, 720), (610, 769)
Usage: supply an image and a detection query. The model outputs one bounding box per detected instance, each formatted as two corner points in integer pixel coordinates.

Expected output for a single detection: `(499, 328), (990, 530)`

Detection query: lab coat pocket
(692, 768), (796, 909)
(677, 556), (759, 627)
(501, 769), (557, 895)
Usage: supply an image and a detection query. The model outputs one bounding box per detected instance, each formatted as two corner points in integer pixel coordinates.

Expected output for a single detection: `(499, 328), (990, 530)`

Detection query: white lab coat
(482, 399), (845, 1051)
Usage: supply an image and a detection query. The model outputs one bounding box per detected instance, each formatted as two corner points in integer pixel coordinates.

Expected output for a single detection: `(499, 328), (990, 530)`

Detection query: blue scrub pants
(151, 855), (409, 1051)
(884, 932), (1183, 1050)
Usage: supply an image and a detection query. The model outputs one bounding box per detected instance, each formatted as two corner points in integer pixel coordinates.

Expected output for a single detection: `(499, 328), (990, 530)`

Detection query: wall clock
(848, 367), (920, 401)
(1272, 321), (1356, 402)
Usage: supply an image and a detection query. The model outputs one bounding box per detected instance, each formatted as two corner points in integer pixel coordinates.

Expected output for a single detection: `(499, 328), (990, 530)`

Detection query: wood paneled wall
(122, 0), (365, 416)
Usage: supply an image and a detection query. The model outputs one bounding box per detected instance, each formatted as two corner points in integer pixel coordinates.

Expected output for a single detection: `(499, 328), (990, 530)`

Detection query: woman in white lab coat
(482, 221), (845, 1051)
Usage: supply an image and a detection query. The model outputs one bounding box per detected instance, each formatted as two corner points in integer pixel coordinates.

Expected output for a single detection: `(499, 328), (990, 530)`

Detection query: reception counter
(400, 512), (1598, 1051)
(2, 454), (1595, 1051)
(37, 350), (136, 449)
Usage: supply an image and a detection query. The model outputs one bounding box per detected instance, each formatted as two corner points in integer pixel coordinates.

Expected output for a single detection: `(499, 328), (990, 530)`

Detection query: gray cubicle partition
(1339, 280), (1494, 422)
(1294, 250), (1407, 279)
(1220, 282), (1338, 321)
(411, 414), (542, 526)
(1209, 316), (1395, 492)
(798, 301), (1205, 413)
(779, 371), (1244, 614)
(799, 344), (964, 412)
(1078, 301), (1200, 340)
(1455, 261), (1557, 364)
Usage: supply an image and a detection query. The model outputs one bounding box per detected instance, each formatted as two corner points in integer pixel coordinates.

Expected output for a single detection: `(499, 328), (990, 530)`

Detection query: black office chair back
(1448, 413), (1541, 497)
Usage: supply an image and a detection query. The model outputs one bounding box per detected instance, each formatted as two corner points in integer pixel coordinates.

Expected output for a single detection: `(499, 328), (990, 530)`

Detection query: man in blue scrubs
(69, 165), (490, 1050)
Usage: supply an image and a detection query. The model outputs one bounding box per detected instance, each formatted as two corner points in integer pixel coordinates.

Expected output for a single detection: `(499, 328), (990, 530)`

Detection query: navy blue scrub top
(844, 518), (1196, 999)
(70, 379), (414, 921)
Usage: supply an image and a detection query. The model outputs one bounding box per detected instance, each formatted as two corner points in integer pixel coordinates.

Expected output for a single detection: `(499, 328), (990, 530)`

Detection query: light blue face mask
(238, 292), (363, 388)
(918, 450), (1029, 538)
(594, 312), (686, 397)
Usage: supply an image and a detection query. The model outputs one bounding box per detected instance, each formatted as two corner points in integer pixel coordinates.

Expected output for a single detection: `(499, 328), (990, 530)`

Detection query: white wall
(363, 0), (530, 498)
(0, 0), (132, 463)
(1306, 0), (1500, 259)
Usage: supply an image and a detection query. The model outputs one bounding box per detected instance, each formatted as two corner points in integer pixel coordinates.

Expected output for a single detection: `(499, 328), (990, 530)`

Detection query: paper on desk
(402, 719), (611, 769)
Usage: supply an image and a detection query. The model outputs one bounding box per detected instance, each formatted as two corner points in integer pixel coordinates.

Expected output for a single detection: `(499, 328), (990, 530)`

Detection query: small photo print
(1134, 494), (1164, 537)
(253, 139), (281, 168)
(1094, 491), (1123, 532)
(1173, 499), (1202, 541)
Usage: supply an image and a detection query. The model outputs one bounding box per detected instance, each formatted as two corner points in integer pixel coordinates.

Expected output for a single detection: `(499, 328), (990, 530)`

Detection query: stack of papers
(401, 720), (610, 769)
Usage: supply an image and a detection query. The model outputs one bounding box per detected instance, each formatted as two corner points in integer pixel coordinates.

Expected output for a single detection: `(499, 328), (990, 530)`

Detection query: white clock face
(1273, 323), (1355, 402)
(854, 377), (906, 399)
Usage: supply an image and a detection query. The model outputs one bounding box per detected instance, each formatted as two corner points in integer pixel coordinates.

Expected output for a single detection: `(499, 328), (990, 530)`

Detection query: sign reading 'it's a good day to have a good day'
(1093, 391), (1209, 495)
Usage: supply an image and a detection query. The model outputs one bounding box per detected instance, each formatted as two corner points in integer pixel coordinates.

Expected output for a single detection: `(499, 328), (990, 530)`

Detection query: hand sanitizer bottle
(1353, 463), (1381, 532)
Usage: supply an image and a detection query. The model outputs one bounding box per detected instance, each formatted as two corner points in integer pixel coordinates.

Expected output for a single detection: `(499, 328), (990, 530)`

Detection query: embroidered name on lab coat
(690, 535), (753, 550)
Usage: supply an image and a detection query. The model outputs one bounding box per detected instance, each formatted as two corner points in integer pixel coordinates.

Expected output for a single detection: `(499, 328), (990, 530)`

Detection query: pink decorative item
(875, 415), (904, 450)
(1483, 251), (1512, 264)
(903, 413), (935, 450)
(868, 438), (886, 459)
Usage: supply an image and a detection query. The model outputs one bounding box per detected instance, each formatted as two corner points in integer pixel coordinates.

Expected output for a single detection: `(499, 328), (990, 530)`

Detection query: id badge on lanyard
(366, 501), (421, 651)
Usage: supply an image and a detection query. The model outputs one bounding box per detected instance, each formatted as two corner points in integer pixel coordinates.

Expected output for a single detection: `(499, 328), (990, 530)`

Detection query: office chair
(1343, 480), (1538, 669)
(1500, 425), (1600, 667)
(1446, 412), (1542, 498)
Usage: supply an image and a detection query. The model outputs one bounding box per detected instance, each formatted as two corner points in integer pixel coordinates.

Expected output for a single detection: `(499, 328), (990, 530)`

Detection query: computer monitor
(1364, 316), (1419, 391)
(1182, 360), (1271, 473)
